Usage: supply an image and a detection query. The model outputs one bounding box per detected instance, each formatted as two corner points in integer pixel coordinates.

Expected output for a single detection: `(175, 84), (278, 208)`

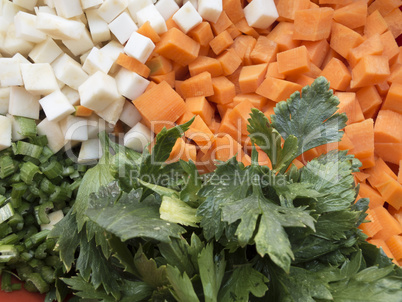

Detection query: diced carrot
(222, 0), (245, 23)
(374, 110), (402, 144)
(172, 62), (189, 81)
(177, 110), (195, 125)
(188, 56), (223, 77)
(209, 30), (234, 55)
(359, 208), (383, 238)
(333, 0), (367, 29)
(230, 35), (257, 62)
(375, 172), (402, 210)
(180, 71), (214, 98)
(318, 0), (352, 5)
(211, 12), (233, 35)
(366, 157), (398, 188)
(188, 22), (214, 47)
(226, 24), (242, 39)
(256, 77), (302, 103)
(156, 27), (200, 66)
(355, 86), (382, 119)
(330, 22), (364, 59)
(116, 53), (151, 78)
(389, 63), (402, 84)
(372, 206), (402, 241)
(277, 45), (311, 76)
(399, 160), (402, 184)
(165, 16), (180, 30)
(303, 63), (322, 78)
(218, 113), (241, 140)
(386, 235), (402, 261)
(185, 96), (215, 125)
(276, 0), (311, 21)
(367, 0), (402, 16)
(149, 70), (176, 87)
(238, 63), (268, 94)
(233, 93), (267, 111)
(267, 22), (301, 52)
(350, 55), (390, 88)
(146, 55), (173, 76)
(74, 105), (93, 117)
(302, 39), (330, 67)
(212, 134), (243, 162)
(344, 119), (374, 169)
(368, 238), (397, 262)
(208, 76), (236, 104)
(209, 117), (221, 134)
(133, 81), (186, 133)
(234, 18), (259, 39)
(384, 7), (402, 38)
(266, 62), (285, 80)
(359, 182), (385, 209)
(217, 49), (242, 76)
(226, 66), (242, 94)
(364, 9), (389, 38)
(375, 143), (402, 165)
(380, 30), (400, 62)
(167, 138), (186, 163)
(228, 99), (255, 135)
(263, 100), (277, 123)
(297, 147), (320, 164)
(335, 92), (365, 125)
(241, 153), (252, 167)
(348, 34), (384, 67)
(137, 21), (161, 43)
(250, 36), (278, 64)
(144, 81), (157, 92)
(293, 7), (334, 41)
(321, 47), (344, 69)
(382, 83), (402, 114)
(185, 115), (215, 150)
(320, 57), (352, 91)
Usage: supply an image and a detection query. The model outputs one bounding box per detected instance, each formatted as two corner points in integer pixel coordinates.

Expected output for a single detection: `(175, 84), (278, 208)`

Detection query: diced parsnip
(40, 210), (64, 231)
(78, 138), (102, 164)
(244, 0), (278, 29)
(0, 87), (10, 115)
(127, 0), (153, 23)
(14, 11), (47, 43)
(82, 47), (114, 75)
(155, 0), (180, 21)
(80, 0), (103, 10)
(136, 4), (167, 35)
(6, 114), (26, 141)
(0, 115), (12, 151)
(86, 114), (114, 139)
(0, 57), (23, 86)
(62, 29), (94, 56)
(4, 24), (35, 57)
(78, 71), (121, 112)
(9, 87), (40, 120)
(124, 31), (155, 64)
(53, 0), (83, 19)
(39, 90), (76, 122)
(61, 86), (80, 106)
(172, 1), (202, 34)
(52, 54), (89, 90)
(115, 67), (150, 100)
(59, 115), (89, 142)
(28, 36), (63, 63)
(184, 0), (197, 10)
(13, 0), (38, 11)
(96, 95), (125, 125)
(197, 0), (222, 23)
(108, 12), (138, 45)
(97, 0), (128, 23)
(20, 63), (59, 95)
(119, 101), (142, 128)
(35, 12), (86, 40)
(1, 1), (21, 25)
(85, 8), (111, 45)
(124, 122), (154, 152)
(12, 53), (31, 64)
(34, 5), (57, 15)
(37, 117), (67, 153)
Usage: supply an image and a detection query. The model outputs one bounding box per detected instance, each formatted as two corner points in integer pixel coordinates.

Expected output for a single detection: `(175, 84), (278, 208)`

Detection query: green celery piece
(85, 182), (185, 243)
(166, 265), (200, 302)
(0, 203), (14, 224)
(247, 108), (298, 172)
(133, 246), (168, 288)
(217, 265), (268, 302)
(14, 116), (37, 138)
(160, 195), (201, 227)
(271, 76), (347, 160)
(198, 243), (226, 302)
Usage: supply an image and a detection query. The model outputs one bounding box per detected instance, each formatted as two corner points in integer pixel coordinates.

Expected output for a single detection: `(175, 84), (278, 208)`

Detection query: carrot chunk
(238, 63), (268, 94)
(330, 22), (364, 59)
(266, 62), (285, 80)
(180, 71), (214, 98)
(211, 11), (233, 35)
(364, 9), (389, 38)
(382, 83), (402, 114)
(348, 34), (384, 67)
(276, 0), (311, 21)
(116, 53), (151, 78)
(374, 110), (402, 144)
(350, 55), (390, 88)
(185, 96), (215, 125)
(386, 235), (402, 261)
(217, 49), (242, 76)
(333, 0), (367, 29)
(368, 0), (402, 16)
(137, 21), (161, 43)
(250, 36), (278, 64)
(233, 93), (267, 111)
(383, 7), (402, 39)
(267, 22), (301, 52)
(188, 22), (214, 47)
(359, 208), (383, 238)
(359, 182), (385, 209)
(293, 7), (334, 41)
(276, 45), (311, 76)
(355, 86), (382, 119)
(146, 55), (173, 76)
(208, 76), (236, 104)
(302, 39), (330, 67)
(320, 57), (351, 91)
(256, 77), (302, 103)
(228, 99), (255, 135)
(345, 119), (374, 169)
(368, 238), (397, 262)
(189, 56), (223, 77)
(372, 206), (402, 241)
(222, 0), (245, 23)
(209, 30), (234, 55)
(74, 105), (93, 117)
(335, 92), (365, 125)
(380, 30), (400, 62)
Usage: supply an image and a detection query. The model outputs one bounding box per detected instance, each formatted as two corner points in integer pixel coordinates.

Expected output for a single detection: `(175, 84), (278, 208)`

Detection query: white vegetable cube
(80, 0), (103, 9)
(61, 86), (80, 105)
(44, 0), (56, 8)
(34, 6), (57, 15)
(115, 68), (149, 100)
(40, 210), (64, 231)
(59, 115), (88, 141)
(0, 88), (10, 115)
(244, 0), (278, 29)
(100, 41), (125, 74)
(108, 12), (138, 45)
(3, 24), (35, 57)
(78, 138), (102, 163)
(124, 32), (155, 64)
(86, 114), (114, 139)
(7, 114), (26, 141)
(14, 12), (46, 43)
(37, 117), (66, 153)
(136, 4), (167, 35)
(124, 122), (154, 152)
(155, 0), (179, 21)
(85, 9), (111, 45)
(13, 0), (38, 11)
(2, 2), (21, 25)
(20, 63), (59, 96)
(9, 87), (40, 120)
(96, 95), (125, 125)
(82, 47), (114, 75)
(97, 0), (128, 23)
(172, 1), (202, 33)
(0, 115), (12, 151)
(39, 90), (75, 122)
(36, 12), (85, 40)
(119, 100), (142, 127)
(183, 0), (197, 10)
(62, 29), (94, 56)
(127, 0), (152, 22)
(78, 71), (120, 112)
(52, 54), (89, 90)
(0, 58), (23, 86)
(197, 0), (222, 23)
(13, 53), (31, 65)
(53, 0), (83, 19)
(28, 37), (63, 64)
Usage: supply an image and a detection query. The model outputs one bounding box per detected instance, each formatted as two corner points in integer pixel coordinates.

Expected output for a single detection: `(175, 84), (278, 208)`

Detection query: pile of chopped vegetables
(0, 0), (402, 301)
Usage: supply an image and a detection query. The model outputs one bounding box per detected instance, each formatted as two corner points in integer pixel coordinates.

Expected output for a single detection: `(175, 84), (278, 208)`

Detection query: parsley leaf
(133, 246), (168, 288)
(166, 265), (200, 302)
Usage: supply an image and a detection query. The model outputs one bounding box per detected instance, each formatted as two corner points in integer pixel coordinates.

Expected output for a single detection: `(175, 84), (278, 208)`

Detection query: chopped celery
(13, 141), (43, 159)
(0, 156), (15, 179)
(0, 245), (19, 263)
(20, 162), (41, 185)
(0, 203), (14, 224)
(14, 116), (37, 138)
